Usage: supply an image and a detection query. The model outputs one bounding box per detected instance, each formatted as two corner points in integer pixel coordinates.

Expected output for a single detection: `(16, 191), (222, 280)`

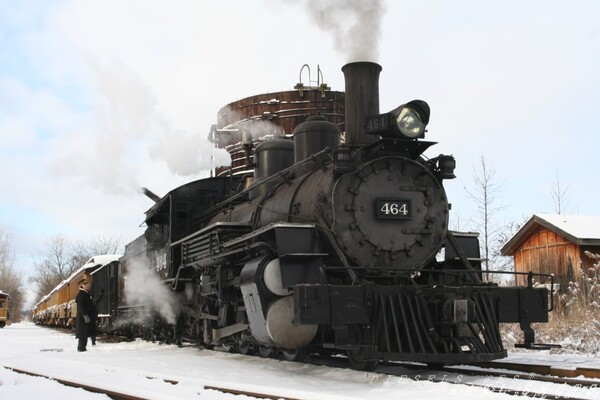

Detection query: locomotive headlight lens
(391, 100), (430, 139)
(364, 99), (430, 139)
(396, 107), (425, 138)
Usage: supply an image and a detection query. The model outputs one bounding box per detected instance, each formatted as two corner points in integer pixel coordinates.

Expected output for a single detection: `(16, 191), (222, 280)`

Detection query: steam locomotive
(35, 62), (553, 370)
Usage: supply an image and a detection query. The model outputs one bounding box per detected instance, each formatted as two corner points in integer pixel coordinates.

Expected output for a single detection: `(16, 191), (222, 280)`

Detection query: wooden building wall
(513, 227), (579, 289)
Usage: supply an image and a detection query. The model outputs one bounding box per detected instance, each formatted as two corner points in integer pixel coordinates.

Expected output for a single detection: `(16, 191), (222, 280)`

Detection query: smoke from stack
(303, 0), (386, 62)
(289, 1), (387, 145)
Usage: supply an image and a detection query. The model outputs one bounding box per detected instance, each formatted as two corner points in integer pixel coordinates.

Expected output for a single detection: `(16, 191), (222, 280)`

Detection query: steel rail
(6, 365), (305, 400)
(4, 366), (147, 400)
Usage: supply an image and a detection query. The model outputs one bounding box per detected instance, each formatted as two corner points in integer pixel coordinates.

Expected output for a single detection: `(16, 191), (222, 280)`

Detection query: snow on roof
(535, 214), (600, 240)
(33, 254), (122, 308)
(502, 214), (600, 256)
(0, 290), (9, 298)
(64, 254), (121, 284)
(87, 254), (121, 267)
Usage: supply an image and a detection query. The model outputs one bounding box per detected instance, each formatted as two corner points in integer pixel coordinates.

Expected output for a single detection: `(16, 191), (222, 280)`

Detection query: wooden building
(501, 214), (600, 289)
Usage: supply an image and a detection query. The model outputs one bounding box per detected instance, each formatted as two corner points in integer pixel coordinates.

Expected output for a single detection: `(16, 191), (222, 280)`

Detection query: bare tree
(491, 216), (529, 281)
(464, 154), (506, 280)
(69, 236), (122, 270)
(449, 209), (465, 232)
(550, 171), (573, 215)
(29, 235), (122, 302)
(30, 235), (73, 300)
(0, 230), (24, 322)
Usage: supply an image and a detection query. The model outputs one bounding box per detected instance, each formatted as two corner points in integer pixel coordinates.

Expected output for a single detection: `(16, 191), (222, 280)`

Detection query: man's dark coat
(75, 288), (96, 338)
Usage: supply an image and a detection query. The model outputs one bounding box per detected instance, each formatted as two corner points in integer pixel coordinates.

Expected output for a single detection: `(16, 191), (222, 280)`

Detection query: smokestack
(342, 62), (382, 146)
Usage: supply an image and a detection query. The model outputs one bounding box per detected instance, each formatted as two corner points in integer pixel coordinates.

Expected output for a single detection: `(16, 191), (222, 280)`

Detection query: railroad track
(439, 364), (600, 388)
(4, 366), (146, 400)
(310, 356), (600, 400)
(477, 360), (600, 379)
(401, 369), (598, 400)
(374, 361), (600, 400)
(4, 365), (301, 400)
(5, 355), (600, 400)
(380, 360), (600, 388)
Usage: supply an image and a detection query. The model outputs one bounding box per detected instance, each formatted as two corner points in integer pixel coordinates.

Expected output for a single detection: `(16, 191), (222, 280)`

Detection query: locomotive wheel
(219, 343), (233, 353)
(238, 341), (253, 355)
(347, 348), (379, 371)
(258, 345), (273, 358)
(281, 349), (308, 362)
(346, 326), (379, 371)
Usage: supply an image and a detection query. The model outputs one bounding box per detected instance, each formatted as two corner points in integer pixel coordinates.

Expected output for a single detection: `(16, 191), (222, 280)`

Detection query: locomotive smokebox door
(332, 157), (448, 272)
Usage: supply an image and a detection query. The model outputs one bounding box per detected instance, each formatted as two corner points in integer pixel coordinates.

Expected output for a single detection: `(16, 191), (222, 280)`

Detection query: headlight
(363, 99), (430, 140)
(393, 100), (430, 139)
(396, 107), (425, 138)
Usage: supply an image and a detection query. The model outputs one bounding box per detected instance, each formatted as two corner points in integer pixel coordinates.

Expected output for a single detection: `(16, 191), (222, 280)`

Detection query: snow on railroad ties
(502, 352), (600, 371)
(1, 322), (599, 400)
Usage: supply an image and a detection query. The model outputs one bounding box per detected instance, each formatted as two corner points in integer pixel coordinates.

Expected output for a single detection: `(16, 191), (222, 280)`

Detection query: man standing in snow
(75, 279), (95, 352)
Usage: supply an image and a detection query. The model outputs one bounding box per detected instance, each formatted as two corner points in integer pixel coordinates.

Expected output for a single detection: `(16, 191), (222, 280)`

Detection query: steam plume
(304, 0), (386, 61)
(122, 258), (179, 325)
(52, 58), (230, 194)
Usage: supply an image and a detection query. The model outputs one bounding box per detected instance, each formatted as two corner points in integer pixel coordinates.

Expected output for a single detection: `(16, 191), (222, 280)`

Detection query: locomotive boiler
(139, 62), (552, 369)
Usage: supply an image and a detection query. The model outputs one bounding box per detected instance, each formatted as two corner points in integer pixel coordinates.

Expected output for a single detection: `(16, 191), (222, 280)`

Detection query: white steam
(238, 119), (285, 138)
(217, 106), (287, 147)
(122, 258), (179, 325)
(303, 0), (387, 62)
(149, 125), (231, 176)
(52, 58), (230, 194)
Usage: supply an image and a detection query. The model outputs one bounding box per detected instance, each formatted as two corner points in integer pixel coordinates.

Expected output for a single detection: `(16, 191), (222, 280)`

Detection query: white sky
(1, 0), (599, 289)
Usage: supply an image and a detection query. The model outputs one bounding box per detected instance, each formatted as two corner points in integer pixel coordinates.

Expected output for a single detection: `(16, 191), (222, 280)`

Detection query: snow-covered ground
(1, 322), (599, 399)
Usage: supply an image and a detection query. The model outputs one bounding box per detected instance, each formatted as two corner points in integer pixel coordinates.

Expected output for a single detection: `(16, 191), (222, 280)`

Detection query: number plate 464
(376, 198), (412, 220)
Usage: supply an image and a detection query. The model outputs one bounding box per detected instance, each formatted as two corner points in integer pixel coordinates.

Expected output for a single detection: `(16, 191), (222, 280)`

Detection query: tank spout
(139, 187), (161, 203)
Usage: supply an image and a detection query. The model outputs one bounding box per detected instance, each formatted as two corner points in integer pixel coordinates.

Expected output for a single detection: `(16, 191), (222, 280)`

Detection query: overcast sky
(1, 0), (599, 284)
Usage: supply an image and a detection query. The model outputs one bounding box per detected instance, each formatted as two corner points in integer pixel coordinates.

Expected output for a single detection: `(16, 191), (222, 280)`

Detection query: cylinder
(342, 62), (382, 146)
(266, 295), (318, 349)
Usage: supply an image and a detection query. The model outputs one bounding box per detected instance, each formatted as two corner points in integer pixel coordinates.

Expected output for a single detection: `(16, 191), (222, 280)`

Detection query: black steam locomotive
(121, 62), (551, 369)
(43, 62), (551, 371)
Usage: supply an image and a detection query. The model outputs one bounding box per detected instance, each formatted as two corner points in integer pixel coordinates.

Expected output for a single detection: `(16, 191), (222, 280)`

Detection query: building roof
(501, 214), (600, 256)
